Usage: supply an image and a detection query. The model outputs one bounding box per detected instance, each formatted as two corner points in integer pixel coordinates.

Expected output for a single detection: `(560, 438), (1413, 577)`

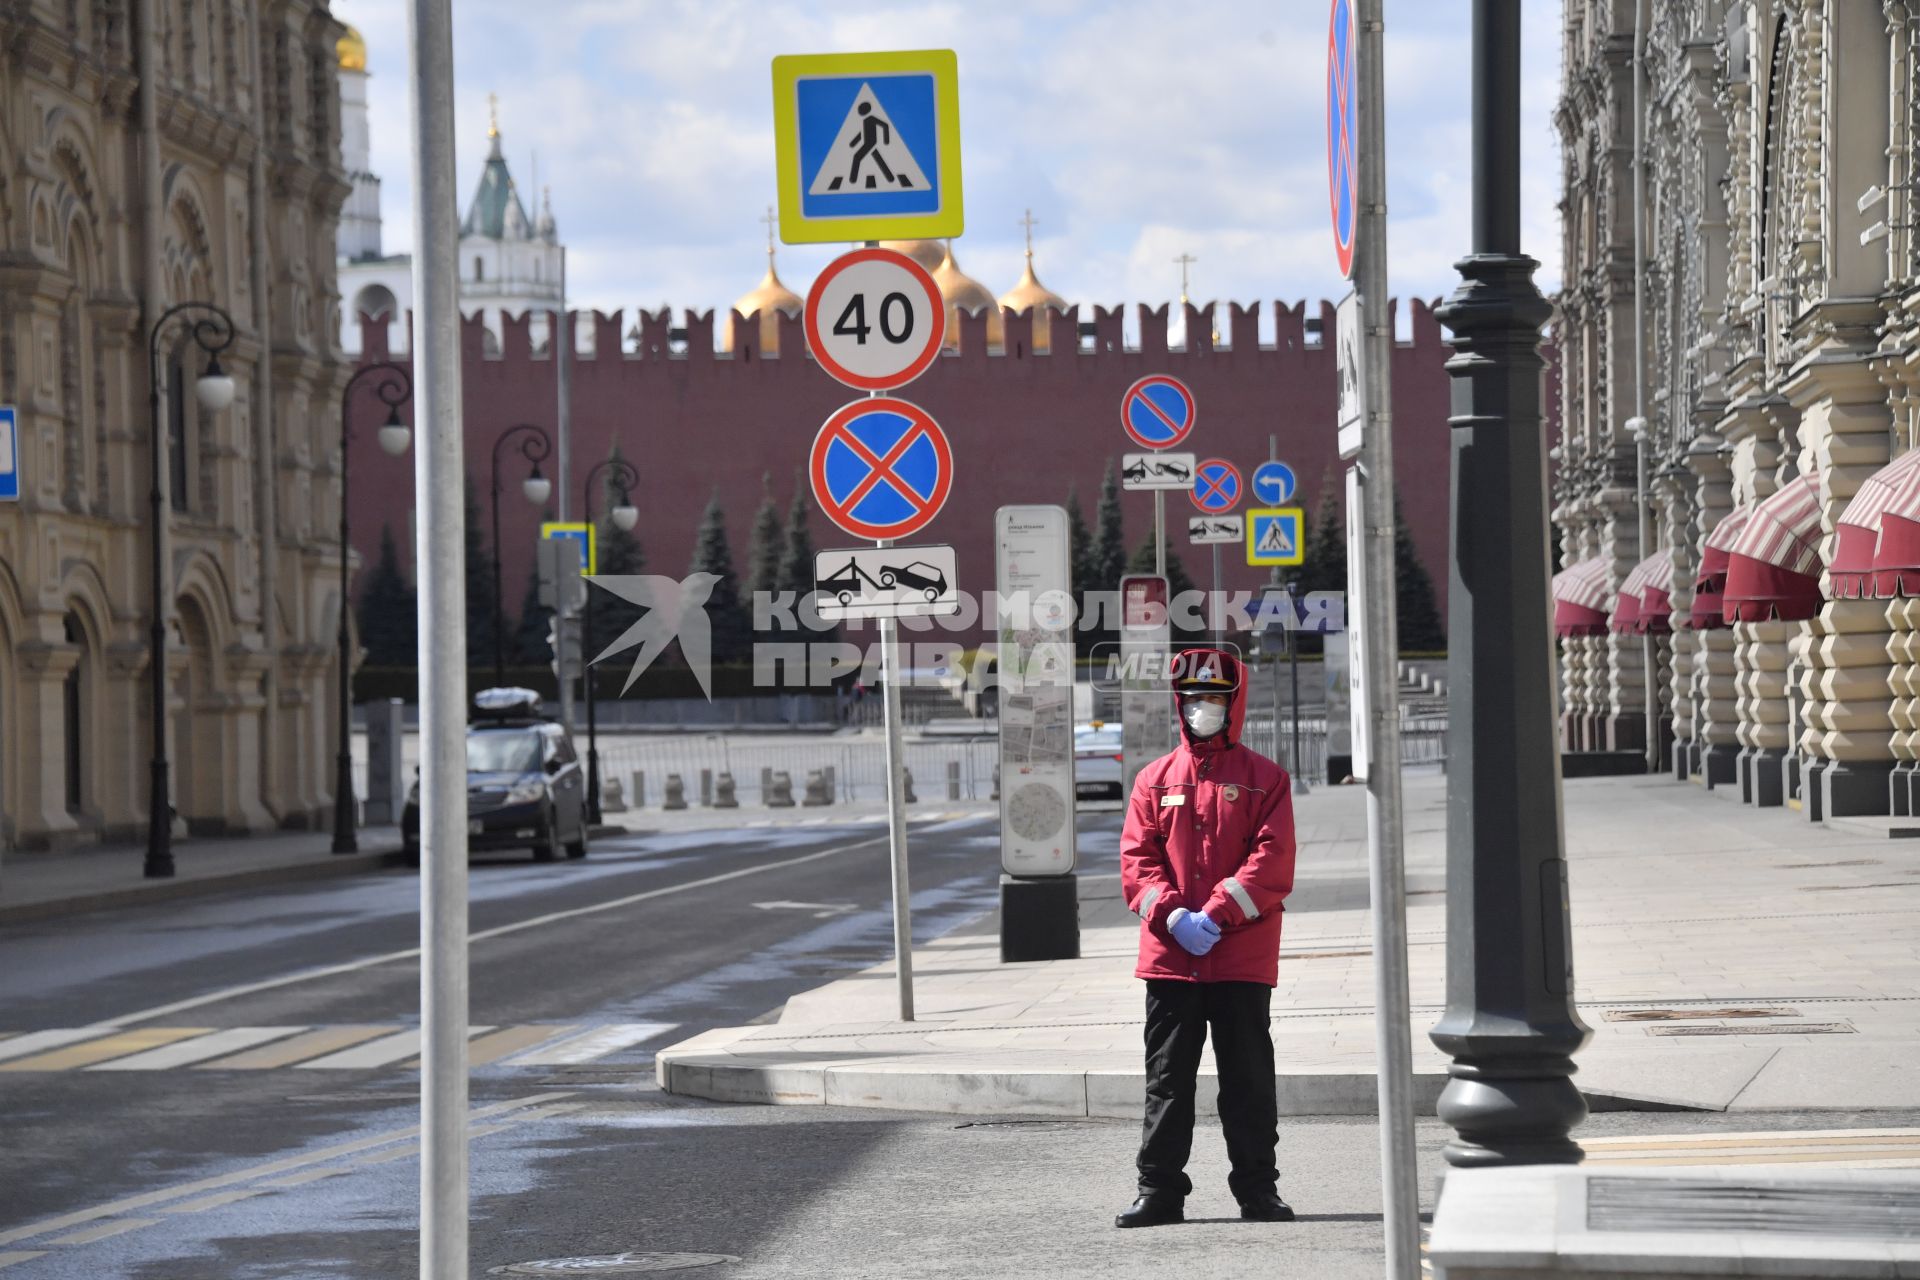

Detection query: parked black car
(402, 691), (589, 866)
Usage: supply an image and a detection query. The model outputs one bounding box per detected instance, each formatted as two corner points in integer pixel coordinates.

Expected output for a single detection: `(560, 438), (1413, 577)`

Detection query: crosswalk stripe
(507, 1022), (676, 1065)
(295, 1028), (425, 1070)
(0, 1254), (47, 1270)
(0, 1028), (207, 1073)
(463, 1024), (582, 1067)
(89, 1027), (306, 1072)
(0, 1029), (117, 1064)
(196, 1025), (401, 1070)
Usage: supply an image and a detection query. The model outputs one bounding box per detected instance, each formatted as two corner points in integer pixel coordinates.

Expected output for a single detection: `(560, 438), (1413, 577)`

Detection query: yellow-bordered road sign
(541, 521), (596, 575)
(771, 49), (963, 244)
(1246, 507), (1305, 566)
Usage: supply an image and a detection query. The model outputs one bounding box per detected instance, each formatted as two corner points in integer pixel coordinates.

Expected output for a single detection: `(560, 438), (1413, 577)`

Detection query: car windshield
(467, 730), (542, 774)
(1076, 729), (1122, 752)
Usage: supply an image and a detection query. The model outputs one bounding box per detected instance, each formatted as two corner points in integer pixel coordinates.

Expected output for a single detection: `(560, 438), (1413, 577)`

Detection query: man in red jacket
(1115, 647), (1297, 1228)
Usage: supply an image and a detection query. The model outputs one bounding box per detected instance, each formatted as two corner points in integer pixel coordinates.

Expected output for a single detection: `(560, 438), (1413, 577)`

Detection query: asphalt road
(4, 810), (1914, 1279)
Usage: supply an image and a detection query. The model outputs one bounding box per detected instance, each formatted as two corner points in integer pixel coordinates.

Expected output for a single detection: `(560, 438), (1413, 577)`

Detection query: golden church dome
(723, 251), (803, 355)
(932, 242), (1003, 351)
(337, 25), (367, 72)
(880, 240), (946, 273)
(998, 252), (1069, 353)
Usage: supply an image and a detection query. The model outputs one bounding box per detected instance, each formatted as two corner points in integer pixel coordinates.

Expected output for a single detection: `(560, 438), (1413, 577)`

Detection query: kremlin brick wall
(345, 297), (1460, 651)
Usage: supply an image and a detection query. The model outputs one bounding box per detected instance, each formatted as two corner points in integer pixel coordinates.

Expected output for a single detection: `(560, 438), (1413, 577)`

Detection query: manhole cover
(490, 1254), (738, 1275)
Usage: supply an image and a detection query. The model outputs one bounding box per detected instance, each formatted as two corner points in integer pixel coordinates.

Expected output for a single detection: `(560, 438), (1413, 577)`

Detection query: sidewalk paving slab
(659, 771), (1920, 1118)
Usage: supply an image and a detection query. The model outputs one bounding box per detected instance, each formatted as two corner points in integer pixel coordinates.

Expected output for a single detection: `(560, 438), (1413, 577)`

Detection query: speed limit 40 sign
(804, 246), (946, 391)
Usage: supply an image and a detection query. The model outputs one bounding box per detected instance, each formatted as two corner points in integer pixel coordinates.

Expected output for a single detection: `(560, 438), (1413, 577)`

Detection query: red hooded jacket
(1119, 648), (1297, 986)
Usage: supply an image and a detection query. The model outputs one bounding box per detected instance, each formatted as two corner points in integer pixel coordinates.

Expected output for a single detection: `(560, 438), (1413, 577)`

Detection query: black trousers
(1136, 979), (1278, 1202)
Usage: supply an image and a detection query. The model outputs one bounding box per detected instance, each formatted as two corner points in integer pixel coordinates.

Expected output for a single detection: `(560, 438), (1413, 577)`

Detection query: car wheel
(838, 590), (853, 606)
(565, 821), (588, 860)
(924, 587), (939, 602)
(532, 811), (561, 862)
(880, 571), (897, 588)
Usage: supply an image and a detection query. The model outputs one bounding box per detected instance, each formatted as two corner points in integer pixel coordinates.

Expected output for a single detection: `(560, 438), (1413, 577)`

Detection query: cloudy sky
(335, 0), (1565, 326)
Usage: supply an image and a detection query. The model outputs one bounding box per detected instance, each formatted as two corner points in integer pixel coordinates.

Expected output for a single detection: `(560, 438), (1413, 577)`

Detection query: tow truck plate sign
(1120, 451), (1196, 492)
(814, 544), (959, 620)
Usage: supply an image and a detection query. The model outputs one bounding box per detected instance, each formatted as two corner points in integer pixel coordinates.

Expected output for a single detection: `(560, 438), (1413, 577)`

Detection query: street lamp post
(488, 423), (553, 686)
(1428, 0), (1590, 1168)
(145, 302), (237, 879)
(580, 457), (639, 824)
(332, 363), (414, 854)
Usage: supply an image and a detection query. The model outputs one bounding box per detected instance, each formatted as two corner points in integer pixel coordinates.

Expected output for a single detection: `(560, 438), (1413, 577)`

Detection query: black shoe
(1239, 1192), (1295, 1222)
(1115, 1196), (1185, 1228)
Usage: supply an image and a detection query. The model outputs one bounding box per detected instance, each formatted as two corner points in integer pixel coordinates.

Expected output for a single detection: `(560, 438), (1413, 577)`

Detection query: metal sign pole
(555, 250), (575, 739)
(1354, 0), (1419, 1272)
(1210, 541), (1223, 645)
(1154, 490), (1166, 577)
(406, 0), (468, 1274)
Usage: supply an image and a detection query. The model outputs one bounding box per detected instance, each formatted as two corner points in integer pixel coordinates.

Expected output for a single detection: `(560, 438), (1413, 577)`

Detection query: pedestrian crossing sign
(1246, 507), (1304, 566)
(772, 49), (964, 244)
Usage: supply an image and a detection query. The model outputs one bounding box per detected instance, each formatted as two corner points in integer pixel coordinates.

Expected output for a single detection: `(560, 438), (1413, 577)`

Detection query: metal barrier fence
(593, 735), (1000, 805)
(1243, 709), (1449, 782)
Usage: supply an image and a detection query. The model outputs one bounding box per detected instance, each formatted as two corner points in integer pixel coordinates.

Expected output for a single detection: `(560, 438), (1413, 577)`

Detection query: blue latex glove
(1168, 908), (1222, 956)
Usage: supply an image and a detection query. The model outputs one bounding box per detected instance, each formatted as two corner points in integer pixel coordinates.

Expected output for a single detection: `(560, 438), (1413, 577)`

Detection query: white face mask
(1183, 699), (1227, 739)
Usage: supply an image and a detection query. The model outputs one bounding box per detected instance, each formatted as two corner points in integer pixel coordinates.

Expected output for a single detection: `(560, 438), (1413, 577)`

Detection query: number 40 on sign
(804, 247), (946, 392)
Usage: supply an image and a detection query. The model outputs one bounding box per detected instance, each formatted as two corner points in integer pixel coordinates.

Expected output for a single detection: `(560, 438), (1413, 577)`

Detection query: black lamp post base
(1433, 1057), (1587, 1169)
(145, 759), (175, 879)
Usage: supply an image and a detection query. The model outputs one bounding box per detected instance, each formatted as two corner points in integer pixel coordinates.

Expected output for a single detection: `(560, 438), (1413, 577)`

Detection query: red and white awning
(1552, 557), (1612, 638)
(1689, 506), (1755, 630)
(1724, 472), (1824, 623)
(1612, 547), (1674, 635)
(1830, 450), (1920, 599)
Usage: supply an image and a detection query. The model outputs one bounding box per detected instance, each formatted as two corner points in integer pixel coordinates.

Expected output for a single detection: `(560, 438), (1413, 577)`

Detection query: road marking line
(258, 1168), (348, 1189)
(105, 833), (893, 1028)
(0, 1029), (117, 1064)
(195, 1025), (400, 1070)
(461, 1024), (582, 1067)
(354, 1142), (420, 1166)
(0, 1254), (46, 1270)
(1584, 1151), (1920, 1168)
(0, 1027), (207, 1072)
(295, 1028), (429, 1070)
(89, 1027), (306, 1071)
(508, 1022), (677, 1065)
(1582, 1127), (1920, 1149)
(158, 1189), (266, 1214)
(0, 1091), (573, 1248)
(44, 1219), (162, 1245)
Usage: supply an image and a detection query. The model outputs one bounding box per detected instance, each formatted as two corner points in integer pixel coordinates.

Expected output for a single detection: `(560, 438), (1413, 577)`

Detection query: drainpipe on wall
(1630, 0), (1657, 772)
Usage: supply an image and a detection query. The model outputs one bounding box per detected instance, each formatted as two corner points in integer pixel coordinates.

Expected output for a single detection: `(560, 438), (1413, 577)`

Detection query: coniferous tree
(463, 473), (499, 669)
(357, 522), (416, 667)
(1297, 467), (1347, 598)
(1064, 483), (1101, 646)
(776, 470), (816, 600)
(1393, 495), (1445, 653)
(1093, 459), (1127, 590)
(747, 473), (784, 646)
(691, 488), (753, 665)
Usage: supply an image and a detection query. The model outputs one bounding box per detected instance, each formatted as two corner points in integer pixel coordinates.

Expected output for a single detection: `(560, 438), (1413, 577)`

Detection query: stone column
(1689, 438), (1740, 787)
(1723, 395), (1786, 803)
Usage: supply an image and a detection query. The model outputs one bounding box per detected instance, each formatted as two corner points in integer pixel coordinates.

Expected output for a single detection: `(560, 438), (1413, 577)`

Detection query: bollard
(802, 769), (832, 807)
(715, 771), (738, 808)
(823, 764), (837, 804)
(947, 760), (961, 801)
(663, 773), (687, 810)
(767, 770), (796, 807)
(902, 766), (917, 804)
(602, 776), (627, 814)
(699, 768), (713, 808)
(631, 770), (647, 810)
(760, 766), (773, 804)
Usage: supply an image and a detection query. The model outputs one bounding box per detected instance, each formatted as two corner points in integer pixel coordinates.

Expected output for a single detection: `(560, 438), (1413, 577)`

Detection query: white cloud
(336, 0), (1568, 320)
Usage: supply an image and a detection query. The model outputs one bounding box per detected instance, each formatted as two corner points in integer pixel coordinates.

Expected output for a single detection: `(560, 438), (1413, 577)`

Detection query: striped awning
(1724, 472), (1824, 623)
(1830, 450), (1920, 599)
(1552, 557), (1612, 638)
(1690, 506), (1755, 630)
(1612, 547), (1674, 635)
